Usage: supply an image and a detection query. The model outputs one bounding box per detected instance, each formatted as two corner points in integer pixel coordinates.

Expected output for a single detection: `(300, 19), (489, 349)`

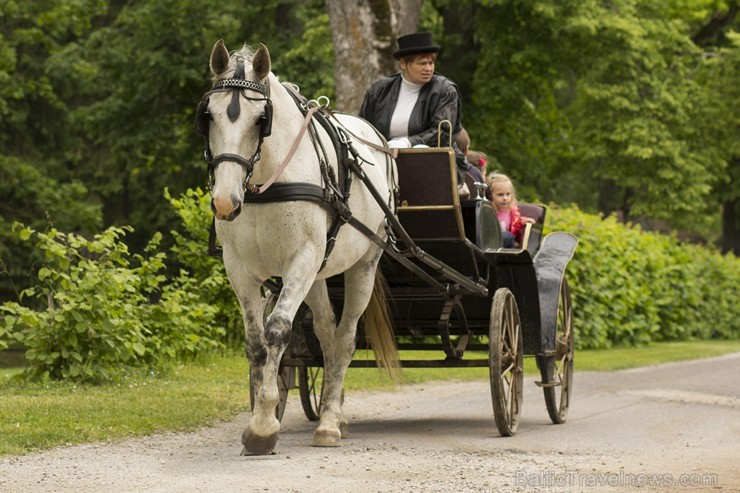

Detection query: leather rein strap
(207, 81), (358, 268)
(246, 104), (320, 195)
(325, 107), (398, 159)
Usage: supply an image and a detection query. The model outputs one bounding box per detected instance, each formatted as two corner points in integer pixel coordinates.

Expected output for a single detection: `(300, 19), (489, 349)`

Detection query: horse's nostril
(231, 201), (242, 219)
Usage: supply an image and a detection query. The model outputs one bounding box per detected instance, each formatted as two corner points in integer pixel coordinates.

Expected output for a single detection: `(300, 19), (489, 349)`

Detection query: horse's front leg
(229, 280), (278, 455)
(242, 275), (313, 455)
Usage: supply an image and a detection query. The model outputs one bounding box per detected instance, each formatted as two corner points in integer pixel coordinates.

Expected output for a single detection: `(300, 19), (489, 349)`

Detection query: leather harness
(197, 72), (394, 271)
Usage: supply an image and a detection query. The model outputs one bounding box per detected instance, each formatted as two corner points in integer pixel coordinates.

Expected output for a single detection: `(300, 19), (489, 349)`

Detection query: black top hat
(393, 32), (441, 59)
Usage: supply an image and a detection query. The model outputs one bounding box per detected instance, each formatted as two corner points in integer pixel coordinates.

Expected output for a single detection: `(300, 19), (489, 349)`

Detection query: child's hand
(521, 216), (535, 225)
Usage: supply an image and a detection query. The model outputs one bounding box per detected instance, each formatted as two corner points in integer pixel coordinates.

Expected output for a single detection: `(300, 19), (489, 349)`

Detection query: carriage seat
(518, 203), (547, 255)
(395, 148), (466, 241)
(463, 171), (488, 200)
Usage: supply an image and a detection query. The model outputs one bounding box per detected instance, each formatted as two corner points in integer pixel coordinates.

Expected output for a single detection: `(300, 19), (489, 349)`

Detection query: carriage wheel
(541, 278), (574, 424)
(248, 291), (291, 421)
(489, 288), (524, 436)
(298, 366), (323, 421)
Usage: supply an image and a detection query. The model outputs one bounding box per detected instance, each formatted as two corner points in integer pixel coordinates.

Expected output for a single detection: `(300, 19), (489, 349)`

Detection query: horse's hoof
(312, 429), (341, 447)
(241, 429), (279, 455)
(339, 421), (350, 438)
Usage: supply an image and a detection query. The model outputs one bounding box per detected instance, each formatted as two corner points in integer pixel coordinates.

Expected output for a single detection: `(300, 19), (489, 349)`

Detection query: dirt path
(2, 352), (739, 493)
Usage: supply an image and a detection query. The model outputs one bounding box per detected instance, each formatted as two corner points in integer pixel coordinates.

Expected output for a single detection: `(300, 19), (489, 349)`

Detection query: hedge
(3, 193), (737, 382)
(547, 205), (739, 348)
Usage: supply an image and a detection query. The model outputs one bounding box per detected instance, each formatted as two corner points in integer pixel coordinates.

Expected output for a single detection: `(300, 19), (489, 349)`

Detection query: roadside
(1, 352), (738, 492)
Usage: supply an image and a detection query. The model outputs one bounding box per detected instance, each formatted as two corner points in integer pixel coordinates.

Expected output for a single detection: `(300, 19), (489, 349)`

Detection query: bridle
(194, 55), (399, 269)
(194, 55), (273, 193)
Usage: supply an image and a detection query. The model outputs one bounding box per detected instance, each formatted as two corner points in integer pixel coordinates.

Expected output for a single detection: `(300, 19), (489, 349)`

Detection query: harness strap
(227, 57), (246, 122)
(246, 105), (320, 195)
(325, 108), (399, 159)
(208, 217), (222, 257)
(242, 182), (327, 203)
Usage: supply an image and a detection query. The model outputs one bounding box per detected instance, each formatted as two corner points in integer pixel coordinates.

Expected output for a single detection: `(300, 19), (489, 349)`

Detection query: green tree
(0, 0), (106, 298)
(1, 0), (331, 300)
(467, 1), (717, 219)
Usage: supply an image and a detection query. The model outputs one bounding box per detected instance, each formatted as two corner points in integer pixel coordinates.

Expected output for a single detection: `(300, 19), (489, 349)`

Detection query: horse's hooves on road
(241, 429), (279, 455)
(312, 430), (342, 447)
(339, 421), (350, 438)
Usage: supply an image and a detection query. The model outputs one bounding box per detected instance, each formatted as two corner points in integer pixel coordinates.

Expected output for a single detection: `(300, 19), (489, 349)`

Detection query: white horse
(197, 40), (399, 455)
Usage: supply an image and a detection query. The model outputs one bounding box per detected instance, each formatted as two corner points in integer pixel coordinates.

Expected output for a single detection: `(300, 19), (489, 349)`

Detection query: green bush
(1, 225), (225, 382)
(2, 195), (735, 382)
(548, 205), (740, 348)
(165, 188), (243, 345)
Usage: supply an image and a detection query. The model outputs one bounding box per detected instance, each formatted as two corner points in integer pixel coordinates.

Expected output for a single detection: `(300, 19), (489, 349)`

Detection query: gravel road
(2, 352), (739, 493)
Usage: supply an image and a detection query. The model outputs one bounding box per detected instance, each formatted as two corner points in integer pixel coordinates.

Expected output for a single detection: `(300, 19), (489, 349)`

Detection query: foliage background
(0, 0), (738, 380)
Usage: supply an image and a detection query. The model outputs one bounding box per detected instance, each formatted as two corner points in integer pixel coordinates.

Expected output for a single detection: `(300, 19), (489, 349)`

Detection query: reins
(197, 65), (398, 269)
(324, 107), (399, 159)
(247, 103), (321, 195)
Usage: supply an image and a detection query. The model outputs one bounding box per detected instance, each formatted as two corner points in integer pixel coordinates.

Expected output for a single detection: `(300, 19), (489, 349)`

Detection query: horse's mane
(210, 44), (289, 88)
(210, 44), (255, 82)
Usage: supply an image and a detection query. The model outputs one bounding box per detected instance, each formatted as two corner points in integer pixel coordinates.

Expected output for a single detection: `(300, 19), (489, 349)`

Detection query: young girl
(489, 173), (534, 248)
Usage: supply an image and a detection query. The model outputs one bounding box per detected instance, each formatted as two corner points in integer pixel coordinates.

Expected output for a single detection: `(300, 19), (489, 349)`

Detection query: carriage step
(535, 380), (561, 388)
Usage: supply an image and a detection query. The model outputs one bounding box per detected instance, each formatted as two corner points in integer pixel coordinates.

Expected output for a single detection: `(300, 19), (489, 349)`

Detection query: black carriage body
(272, 147), (577, 432)
(376, 149), (548, 357)
(320, 149), (562, 361)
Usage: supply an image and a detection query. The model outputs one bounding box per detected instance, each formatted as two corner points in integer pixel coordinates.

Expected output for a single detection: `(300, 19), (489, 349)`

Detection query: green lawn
(2, 339), (739, 456)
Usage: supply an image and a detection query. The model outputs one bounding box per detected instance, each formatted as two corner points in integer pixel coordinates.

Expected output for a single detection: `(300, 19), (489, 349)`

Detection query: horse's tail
(362, 269), (402, 384)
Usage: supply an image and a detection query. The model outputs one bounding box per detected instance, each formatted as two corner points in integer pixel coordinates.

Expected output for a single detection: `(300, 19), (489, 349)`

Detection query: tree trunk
(391, 0), (423, 37)
(325, 0), (423, 113)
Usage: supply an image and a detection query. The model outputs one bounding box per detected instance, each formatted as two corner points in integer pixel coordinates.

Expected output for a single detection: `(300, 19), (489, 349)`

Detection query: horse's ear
(210, 39), (230, 76)
(252, 43), (271, 81)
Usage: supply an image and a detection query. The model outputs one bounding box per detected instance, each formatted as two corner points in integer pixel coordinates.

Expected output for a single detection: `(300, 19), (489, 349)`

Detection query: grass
(0, 355), (251, 456)
(2, 339), (739, 456)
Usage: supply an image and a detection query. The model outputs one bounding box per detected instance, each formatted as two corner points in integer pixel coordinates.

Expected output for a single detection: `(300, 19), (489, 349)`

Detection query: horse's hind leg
(303, 280), (344, 446)
(308, 255), (381, 447)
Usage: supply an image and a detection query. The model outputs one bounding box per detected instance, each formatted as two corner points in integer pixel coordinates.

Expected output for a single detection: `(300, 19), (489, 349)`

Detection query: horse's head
(196, 40), (273, 221)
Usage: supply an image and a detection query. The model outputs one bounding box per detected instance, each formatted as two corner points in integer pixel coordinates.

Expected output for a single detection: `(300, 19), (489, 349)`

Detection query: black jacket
(359, 73), (467, 181)
(359, 73), (462, 148)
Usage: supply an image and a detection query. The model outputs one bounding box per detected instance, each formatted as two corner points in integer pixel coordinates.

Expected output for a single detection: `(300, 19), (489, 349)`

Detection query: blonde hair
(489, 172), (519, 207)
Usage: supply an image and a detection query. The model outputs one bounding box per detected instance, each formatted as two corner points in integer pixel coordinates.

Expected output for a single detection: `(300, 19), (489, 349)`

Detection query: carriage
(198, 40), (577, 453)
(255, 145), (577, 437)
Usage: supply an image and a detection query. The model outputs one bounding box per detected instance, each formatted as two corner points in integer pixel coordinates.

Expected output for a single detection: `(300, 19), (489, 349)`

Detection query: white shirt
(388, 76), (423, 140)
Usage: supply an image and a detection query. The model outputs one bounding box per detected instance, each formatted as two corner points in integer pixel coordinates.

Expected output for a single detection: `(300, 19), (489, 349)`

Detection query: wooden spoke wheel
(298, 366), (323, 421)
(489, 288), (524, 436)
(541, 278), (574, 424)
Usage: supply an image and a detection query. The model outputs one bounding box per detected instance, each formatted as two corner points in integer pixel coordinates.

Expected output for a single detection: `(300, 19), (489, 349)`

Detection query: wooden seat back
(395, 148), (465, 241)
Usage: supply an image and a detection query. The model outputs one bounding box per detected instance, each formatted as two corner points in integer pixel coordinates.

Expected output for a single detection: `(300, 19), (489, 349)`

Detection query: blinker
(260, 100), (273, 138)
